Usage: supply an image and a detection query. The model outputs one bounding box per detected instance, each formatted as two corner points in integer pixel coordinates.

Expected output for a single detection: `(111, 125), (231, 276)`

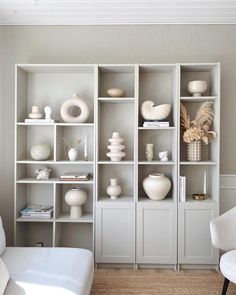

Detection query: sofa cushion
(0, 217), (6, 256)
(220, 250), (236, 284)
(0, 257), (9, 295)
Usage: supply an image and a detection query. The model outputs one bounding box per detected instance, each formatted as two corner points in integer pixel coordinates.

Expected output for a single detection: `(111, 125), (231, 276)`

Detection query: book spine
(182, 176), (186, 202)
(179, 176), (182, 202)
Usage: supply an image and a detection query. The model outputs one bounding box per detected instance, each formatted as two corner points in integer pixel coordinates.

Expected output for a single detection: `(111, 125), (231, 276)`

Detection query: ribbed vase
(187, 140), (202, 161)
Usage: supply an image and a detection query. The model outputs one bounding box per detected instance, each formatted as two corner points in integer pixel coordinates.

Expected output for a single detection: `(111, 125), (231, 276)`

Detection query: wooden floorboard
(91, 269), (236, 295)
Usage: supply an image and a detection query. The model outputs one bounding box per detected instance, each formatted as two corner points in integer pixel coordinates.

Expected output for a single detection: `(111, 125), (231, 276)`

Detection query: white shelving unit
(15, 63), (220, 269)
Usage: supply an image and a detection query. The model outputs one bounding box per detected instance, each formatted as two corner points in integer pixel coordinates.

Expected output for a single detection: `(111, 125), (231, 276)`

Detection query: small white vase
(106, 178), (122, 200)
(106, 132), (126, 161)
(68, 148), (78, 161)
(65, 188), (87, 219)
(188, 80), (207, 97)
(146, 143), (154, 161)
(29, 106), (43, 119)
(143, 173), (171, 201)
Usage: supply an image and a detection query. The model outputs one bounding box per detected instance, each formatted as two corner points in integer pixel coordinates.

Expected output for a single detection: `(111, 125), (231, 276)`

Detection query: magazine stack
(21, 205), (53, 219)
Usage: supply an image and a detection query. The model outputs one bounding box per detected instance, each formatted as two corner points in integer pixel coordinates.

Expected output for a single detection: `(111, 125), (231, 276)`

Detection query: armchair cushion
(220, 250), (236, 284)
(0, 217), (6, 256)
(0, 257), (9, 295)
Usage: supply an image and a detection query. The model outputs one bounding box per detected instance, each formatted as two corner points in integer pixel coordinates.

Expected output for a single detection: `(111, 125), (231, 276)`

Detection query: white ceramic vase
(65, 188), (87, 219)
(106, 178), (122, 200)
(68, 148), (78, 161)
(106, 132), (126, 161)
(29, 106), (43, 119)
(188, 80), (208, 97)
(142, 173), (171, 201)
(146, 143), (154, 161)
(141, 101), (171, 120)
(30, 144), (51, 161)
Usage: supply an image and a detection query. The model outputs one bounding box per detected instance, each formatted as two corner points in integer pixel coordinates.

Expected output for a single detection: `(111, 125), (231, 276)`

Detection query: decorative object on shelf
(21, 205), (53, 219)
(30, 144), (51, 161)
(192, 171), (208, 200)
(35, 166), (52, 180)
(60, 93), (90, 123)
(84, 136), (88, 161)
(29, 106), (43, 119)
(68, 148), (78, 161)
(60, 172), (90, 181)
(106, 178), (122, 200)
(188, 80), (208, 97)
(44, 106), (52, 120)
(192, 193), (207, 201)
(141, 101), (171, 121)
(180, 101), (216, 161)
(106, 132), (126, 161)
(143, 120), (169, 128)
(62, 137), (81, 161)
(159, 151), (168, 162)
(107, 88), (125, 97)
(143, 173), (171, 201)
(65, 188), (87, 219)
(146, 143), (154, 161)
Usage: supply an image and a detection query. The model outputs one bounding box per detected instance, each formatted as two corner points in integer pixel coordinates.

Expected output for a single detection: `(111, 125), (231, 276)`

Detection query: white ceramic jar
(188, 80), (207, 97)
(142, 173), (171, 201)
(30, 144), (51, 161)
(65, 188), (87, 219)
(106, 178), (122, 200)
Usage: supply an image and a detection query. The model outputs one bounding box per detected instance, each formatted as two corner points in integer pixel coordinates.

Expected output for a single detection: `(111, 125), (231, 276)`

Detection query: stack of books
(143, 120), (169, 127)
(60, 172), (90, 181)
(179, 176), (186, 202)
(21, 205), (53, 219)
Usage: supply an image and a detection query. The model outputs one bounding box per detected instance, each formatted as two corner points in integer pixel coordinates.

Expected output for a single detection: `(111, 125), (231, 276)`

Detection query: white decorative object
(143, 173), (171, 201)
(106, 178), (122, 200)
(65, 188), (87, 219)
(60, 93), (90, 123)
(107, 88), (125, 97)
(29, 106), (43, 119)
(30, 144), (51, 161)
(141, 101), (171, 120)
(188, 80), (208, 97)
(146, 143), (154, 161)
(44, 106), (52, 120)
(35, 167), (52, 180)
(68, 148), (78, 161)
(159, 151), (168, 162)
(84, 136), (88, 161)
(106, 132), (126, 161)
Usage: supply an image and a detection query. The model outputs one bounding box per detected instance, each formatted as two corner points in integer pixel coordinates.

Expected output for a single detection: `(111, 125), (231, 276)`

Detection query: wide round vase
(188, 80), (207, 97)
(107, 88), (125, 97)
(106, 178), (122, 200)
(65, 188), (87, 219)
(142, 173), (171, 201)
(30, 144), (51, 161)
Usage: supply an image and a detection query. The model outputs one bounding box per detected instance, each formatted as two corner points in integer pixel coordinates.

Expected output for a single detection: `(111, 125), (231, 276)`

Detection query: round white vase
(142, 173), (171, 201)
(106, 178), (122, 200)
(30, 144), (51, 161)
(68, 148), (78, 161)
(65, 188), (87, 219)
(188, 80), (207, 97)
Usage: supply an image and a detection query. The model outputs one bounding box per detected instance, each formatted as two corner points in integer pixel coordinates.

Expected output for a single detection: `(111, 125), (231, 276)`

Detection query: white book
(143, 122), (169, 127)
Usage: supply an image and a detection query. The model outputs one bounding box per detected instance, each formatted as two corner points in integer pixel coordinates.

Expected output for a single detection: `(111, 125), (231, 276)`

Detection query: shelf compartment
(180, 161), (217, 165)
(98, 195), (133, 203)
(16, 217), (54, 222)
(180, 96), (218, 102)
(138, 161), (175, 165)
(138, 127), (175, 130)
(98, 97), (135, 103)
(17, 178), (94, 184)
(138, 196), (175, 204)
(56, 213), (93, 223)
(17, 160), (93, 165)
(98, 161), (134, 165)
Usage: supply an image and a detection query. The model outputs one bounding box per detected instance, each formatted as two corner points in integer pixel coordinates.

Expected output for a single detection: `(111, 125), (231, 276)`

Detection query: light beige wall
(1, 25), (236, 245)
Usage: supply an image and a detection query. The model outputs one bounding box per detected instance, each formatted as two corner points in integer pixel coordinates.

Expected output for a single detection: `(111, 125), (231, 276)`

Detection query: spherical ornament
(30, 144), (51, 161)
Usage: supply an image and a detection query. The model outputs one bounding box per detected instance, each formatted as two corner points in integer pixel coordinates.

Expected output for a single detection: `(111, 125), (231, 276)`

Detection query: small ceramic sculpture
(146, 143), (154, 161)
(106, 132), (126, 161)
(107, 88), (125, 97)
(143, 173), (171, 201)
(29, 106), (43, 119)
(106, 178), (122, 200)
(65, 188), (87, 219)
(30, 144), (51, 161)
(188, 80), (207, 97)
(60, 93), (90, 123)
(44, 106), (52, 120)
(35, 166), (51, 180)
(141, 101), (171, 120)
(159, 151), (168, 162)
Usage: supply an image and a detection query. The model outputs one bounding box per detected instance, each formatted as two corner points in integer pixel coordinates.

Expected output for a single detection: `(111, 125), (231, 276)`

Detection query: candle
(84, 136), (88, 160)
(203, 171), (207, 194)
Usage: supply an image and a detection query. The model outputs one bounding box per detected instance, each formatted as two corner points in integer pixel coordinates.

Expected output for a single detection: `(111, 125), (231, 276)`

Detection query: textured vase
(30, 144), (51, 161)
(68, 148), (78, 161)
(65, 188), (87, 219)
(106, 178), (122, 200)
(187, 140), (202, 161)
(146, 143), (154, 161)
(106, 132), (126, 161)
(142, 173), (171, 201)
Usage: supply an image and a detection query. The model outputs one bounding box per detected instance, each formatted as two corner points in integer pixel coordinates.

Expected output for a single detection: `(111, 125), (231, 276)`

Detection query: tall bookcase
(15, 63), (220, 269)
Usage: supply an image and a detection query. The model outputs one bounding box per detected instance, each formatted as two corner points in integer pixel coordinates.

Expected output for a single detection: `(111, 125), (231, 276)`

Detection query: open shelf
(56, 213), (93, 223)
(138, 161), (175, 165)
(138, 196), (175, 203)
(180, 96), (218, 102)
(16, 217), (54, 222)
(98, 195), (133, 203)
(98, 97), (135, 103)
(17, 178), (94, 184)
(180, 161), (217, 165)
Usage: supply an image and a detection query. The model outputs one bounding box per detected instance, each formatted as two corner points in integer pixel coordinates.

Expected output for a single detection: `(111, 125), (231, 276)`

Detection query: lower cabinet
(137, 202), (177, 265)
(95, 202), (135, 263)
(178, 203), (219, 265)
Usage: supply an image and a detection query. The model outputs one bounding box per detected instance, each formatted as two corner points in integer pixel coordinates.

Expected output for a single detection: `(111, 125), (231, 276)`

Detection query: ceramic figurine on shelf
(65, 188), (87, 219)
(188, 80), (207, 97)
(146, 143), (154, 161)
(106, 132), (126, 161)
(44, 106), (52, 120)
(159, 151), (168, 162)
(106, 178), (122, 200)
(29, 106), (43, 119)
(35, 166), (51, 180)
(62, 137), (81, 161)
(141, 101), (171, 120)
(84, 136), (88, 161)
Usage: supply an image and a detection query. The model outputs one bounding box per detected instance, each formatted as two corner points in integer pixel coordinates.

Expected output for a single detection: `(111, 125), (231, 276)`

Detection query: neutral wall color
(0, 25), (235, 245)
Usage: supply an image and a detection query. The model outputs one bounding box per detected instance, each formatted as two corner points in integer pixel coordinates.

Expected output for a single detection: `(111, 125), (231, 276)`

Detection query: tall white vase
(106, 132), (126, 161)
(106, 178), (122, 200)
(65, 188), (87, 219)
(143, 173), (171, 201)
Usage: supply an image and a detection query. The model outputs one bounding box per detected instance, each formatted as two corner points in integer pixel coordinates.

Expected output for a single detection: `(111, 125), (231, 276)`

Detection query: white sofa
(0, 217), (94, 295)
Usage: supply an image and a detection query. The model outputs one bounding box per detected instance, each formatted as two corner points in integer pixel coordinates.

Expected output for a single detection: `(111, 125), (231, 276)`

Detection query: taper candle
(84, 136), (88, 161)
(203, 171), (207, 194)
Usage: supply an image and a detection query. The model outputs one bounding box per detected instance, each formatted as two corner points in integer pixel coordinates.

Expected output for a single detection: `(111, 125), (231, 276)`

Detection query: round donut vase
(30, 144), (51, 161)
(60, 93), (90, 123)
(142, 173), (171, 201)
(65, 188), (87, 219)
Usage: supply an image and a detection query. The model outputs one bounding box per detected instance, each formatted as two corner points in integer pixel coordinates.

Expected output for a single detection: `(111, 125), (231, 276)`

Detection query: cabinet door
(137, 202), (177, 264)
(95, 202), (135, 263)
(178, 203), (218, 264)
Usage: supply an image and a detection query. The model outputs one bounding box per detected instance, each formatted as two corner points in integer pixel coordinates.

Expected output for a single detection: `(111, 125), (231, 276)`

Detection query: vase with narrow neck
(187, 140), (202, 161)
(106, 132), (126, 161)
(106, 178), (122, 200)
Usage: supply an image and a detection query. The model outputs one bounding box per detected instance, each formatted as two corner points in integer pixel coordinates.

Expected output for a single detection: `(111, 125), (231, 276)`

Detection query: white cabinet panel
(137, 202), (177, 264)
(96, 202), (135, 263)
(178, 203), (218, 264)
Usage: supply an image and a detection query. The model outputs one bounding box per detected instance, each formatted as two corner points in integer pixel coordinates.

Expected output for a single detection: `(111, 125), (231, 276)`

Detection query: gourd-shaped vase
(143, 173), (171, 201)
(106, 132), (126, 161)
(106, 178), (122, 200)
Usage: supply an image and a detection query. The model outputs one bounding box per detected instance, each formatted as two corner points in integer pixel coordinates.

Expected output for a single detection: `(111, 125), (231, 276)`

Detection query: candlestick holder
(192, 193), (208, 201)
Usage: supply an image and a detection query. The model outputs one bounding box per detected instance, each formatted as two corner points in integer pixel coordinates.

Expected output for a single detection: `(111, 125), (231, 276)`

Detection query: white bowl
(141, 101), (171, 120)
(188, 80), (207, 97)
(107, 88), (125, 97)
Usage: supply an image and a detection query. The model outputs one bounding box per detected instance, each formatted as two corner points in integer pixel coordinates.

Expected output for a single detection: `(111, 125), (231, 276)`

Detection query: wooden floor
(91, 269), (236, 295)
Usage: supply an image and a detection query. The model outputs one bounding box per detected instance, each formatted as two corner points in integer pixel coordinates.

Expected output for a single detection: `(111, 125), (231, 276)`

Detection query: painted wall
(1, 25), (236, 245)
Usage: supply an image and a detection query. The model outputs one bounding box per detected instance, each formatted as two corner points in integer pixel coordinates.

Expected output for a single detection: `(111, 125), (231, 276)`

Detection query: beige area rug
(91, 269), (236, 295)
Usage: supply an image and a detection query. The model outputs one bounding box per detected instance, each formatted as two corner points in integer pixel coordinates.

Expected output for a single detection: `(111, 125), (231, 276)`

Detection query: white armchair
(210, 207), (236, 295)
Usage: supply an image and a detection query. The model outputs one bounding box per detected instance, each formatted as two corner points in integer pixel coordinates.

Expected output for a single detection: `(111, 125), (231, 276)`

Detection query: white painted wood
(220, 174), (236, 214)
